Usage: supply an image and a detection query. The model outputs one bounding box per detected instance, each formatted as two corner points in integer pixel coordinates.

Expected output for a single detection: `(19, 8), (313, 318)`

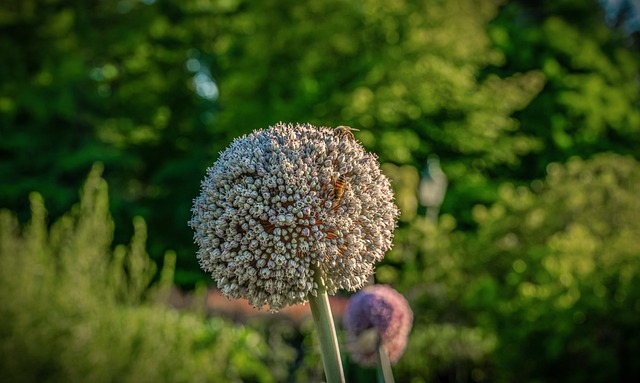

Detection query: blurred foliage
(1, 0), (640, 381)
(463, 153), (640, 382)
(0, 166), (296, 383)
(0, 0), (546, 284)
(210, 0), (545, 227)
(0, 0), (224, 283)
(3, 0), (637, 282)
(381, 154), (640, 382)
(488, 0), (640, 179)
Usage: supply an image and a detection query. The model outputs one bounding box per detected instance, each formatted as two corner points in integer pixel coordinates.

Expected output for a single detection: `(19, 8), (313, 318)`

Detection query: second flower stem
(377, 342), (395, 383)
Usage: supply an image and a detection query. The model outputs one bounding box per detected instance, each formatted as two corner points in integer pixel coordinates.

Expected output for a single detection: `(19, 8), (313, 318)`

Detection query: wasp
(328, 174), (348, 205)
(334, 125), (359, 140)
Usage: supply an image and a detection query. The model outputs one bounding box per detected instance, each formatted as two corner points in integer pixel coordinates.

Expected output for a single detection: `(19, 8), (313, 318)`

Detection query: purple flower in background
(343, 284), (413, 366)
(189, 122), (399, 311)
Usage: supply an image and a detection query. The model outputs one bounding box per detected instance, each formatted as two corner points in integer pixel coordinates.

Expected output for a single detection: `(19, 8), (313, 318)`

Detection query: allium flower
(343, 284), (413, 366)
(189, 122), (399, 311)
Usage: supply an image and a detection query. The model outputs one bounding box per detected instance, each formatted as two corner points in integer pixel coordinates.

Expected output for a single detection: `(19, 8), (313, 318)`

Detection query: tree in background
(0, 0), (549, 284)
(1, 0), (638, 283)
(211, 0), (544, 227)
(0, 0), (224, 283)
(462, 153), (640, 382)
(487, 0), (640, 180)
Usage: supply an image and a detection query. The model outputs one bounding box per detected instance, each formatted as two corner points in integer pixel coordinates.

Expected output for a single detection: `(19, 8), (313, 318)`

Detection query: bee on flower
(334, 125), (359, 140)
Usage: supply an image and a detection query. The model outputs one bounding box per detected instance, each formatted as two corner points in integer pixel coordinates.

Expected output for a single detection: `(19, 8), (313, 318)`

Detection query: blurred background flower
(343, 284), (413, 366)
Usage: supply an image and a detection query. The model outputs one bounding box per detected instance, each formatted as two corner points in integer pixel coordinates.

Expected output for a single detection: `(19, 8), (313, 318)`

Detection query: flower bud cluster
(343, 284), (413, 366)
(189, 122), (399, 311)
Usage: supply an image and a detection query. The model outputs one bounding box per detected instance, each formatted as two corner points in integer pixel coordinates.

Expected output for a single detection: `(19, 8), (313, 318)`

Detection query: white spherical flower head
(189, 122), (399, 311)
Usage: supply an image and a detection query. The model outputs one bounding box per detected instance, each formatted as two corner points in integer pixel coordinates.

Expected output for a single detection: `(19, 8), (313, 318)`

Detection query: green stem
(308, 267), (345, 383)
(377, 343), (395, 383)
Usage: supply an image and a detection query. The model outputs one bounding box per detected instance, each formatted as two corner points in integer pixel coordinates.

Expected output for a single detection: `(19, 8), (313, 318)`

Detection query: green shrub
(465, 153), (640, 382)
(380, 153), (640, 382)
(0, 165), (288, 383)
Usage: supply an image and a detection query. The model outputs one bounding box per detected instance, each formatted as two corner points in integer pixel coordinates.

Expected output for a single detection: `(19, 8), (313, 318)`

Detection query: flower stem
(377, 343), (395, 383)
(309, 267), (345, 383)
